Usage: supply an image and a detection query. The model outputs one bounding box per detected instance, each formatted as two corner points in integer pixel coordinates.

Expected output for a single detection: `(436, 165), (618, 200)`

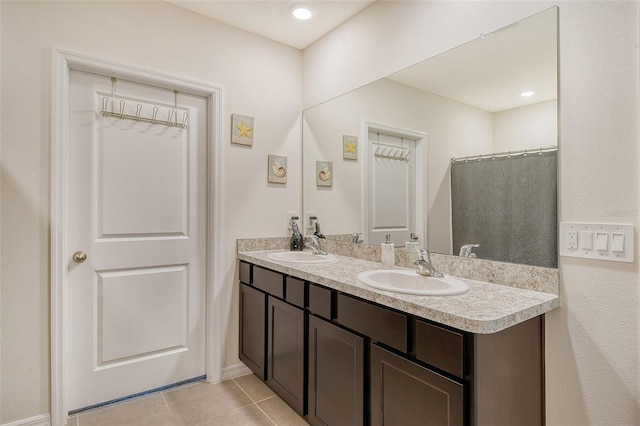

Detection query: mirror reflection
(302, 7), (558, 268)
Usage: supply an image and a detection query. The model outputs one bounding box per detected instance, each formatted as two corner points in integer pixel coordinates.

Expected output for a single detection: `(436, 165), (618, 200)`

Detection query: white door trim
(361, 121), (428, 245)
(50, 48), (223, 426)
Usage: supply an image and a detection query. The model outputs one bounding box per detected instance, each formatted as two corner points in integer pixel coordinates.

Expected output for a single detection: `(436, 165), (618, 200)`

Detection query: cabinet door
(371, 344), (463, 426)
(267, 297), (305, 416)
(239, 283), (267, 380)
(308, 315), (364, 426)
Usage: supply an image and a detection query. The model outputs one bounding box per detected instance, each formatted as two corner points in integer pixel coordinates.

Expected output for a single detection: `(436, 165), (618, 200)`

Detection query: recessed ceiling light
(291, 4), (314, 20)
(521, 91), (535, 97)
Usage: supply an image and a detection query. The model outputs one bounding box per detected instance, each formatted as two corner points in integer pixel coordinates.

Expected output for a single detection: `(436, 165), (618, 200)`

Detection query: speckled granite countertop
(238, 249), (560, 334)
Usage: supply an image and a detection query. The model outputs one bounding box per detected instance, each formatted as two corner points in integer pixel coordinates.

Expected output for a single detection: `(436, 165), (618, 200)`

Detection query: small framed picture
(231, 113), (254, 146)
(316, 161), (333, 187)
(343, 135), (358, 160)
(268, 155), (287, 184)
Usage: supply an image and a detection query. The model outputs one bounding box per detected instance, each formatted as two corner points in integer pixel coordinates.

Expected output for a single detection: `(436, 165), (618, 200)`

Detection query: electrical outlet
(287, 212), (299, 231)
(567, 230), (578, 249)
(305, 211), (317, 230)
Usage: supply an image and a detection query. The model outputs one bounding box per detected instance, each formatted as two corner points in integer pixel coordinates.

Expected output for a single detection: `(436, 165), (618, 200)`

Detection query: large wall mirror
(302, 7), (558, 268)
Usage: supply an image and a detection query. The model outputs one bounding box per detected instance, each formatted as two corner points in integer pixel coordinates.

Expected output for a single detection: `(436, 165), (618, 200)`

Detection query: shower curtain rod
(451, 146), (557, 163)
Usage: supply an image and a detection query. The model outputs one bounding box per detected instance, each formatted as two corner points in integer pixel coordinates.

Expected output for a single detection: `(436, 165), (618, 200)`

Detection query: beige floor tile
(258, 396), (309, 426)
(203, 404), (275, 426)
(162, 381), (253, 425)
(76, 394), (178, 426)
(234, 373), (276, 402)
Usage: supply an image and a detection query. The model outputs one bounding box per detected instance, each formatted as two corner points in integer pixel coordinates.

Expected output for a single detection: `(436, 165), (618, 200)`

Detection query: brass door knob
(72, 251), (87, 264)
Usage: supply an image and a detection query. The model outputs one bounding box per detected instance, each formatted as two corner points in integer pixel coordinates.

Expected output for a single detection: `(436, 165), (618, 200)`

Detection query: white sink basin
(267, 251), (338, 263)
(356, 269), (470, 296)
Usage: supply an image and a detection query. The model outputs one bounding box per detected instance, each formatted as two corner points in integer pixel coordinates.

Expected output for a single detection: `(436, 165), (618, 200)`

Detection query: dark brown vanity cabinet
(238, 261), (544, 426)
(239, 264), (306, 416)
(308, 314), (365, 426)
(239, 282), (267, 380)
(267, 296), (305, 416)
(370, 344), (464, 426)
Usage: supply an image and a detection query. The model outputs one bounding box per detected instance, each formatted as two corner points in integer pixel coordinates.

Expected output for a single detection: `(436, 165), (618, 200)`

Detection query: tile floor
(67, 374), (309, 426)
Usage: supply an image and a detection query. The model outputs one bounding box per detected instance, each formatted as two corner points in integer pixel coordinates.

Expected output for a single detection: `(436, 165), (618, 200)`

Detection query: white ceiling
(387, 9), (557, 112)
(165, 0), (375, 49)
(165, 2), (556, 112)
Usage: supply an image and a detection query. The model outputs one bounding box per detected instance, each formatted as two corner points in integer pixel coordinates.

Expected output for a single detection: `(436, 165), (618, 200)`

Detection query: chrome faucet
(413, 249), (444, 278)
(459, 244), (479, 258)
(305, 235), (327, 255)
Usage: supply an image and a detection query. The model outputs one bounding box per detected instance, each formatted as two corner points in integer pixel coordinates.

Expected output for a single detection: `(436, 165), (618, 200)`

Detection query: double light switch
(560, 222), (634, 263)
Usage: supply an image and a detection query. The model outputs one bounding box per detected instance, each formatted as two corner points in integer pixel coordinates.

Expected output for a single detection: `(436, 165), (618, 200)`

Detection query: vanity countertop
(237, 249), (560, 334)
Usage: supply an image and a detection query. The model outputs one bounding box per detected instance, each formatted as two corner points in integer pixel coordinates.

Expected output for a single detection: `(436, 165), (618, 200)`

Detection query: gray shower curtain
(451, 151), (557, 268)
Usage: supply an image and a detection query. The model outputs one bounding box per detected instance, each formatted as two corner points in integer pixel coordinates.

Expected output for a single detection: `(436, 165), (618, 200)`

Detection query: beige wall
(493, 100), (558, 152)
(304, 1), (639, 425)
(1, 1), (638, 425)
(0, 1), (301, 423)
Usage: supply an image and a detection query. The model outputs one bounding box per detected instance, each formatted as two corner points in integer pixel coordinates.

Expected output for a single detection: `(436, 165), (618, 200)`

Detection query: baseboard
(219, 362), (252, 382)
(1, 414), (50, 426)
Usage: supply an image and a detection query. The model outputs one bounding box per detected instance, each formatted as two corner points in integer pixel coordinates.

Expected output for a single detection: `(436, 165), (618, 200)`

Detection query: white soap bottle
(405, 233), (420, 251)
(381, 234), (395, 269)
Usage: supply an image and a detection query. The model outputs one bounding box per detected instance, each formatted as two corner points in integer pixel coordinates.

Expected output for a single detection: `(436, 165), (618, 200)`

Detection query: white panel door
(66, 70), (207, 411)
(367, 134), (416, 246)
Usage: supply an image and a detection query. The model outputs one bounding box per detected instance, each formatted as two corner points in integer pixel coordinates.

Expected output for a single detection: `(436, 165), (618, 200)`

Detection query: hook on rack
(134, 104), (142, 122)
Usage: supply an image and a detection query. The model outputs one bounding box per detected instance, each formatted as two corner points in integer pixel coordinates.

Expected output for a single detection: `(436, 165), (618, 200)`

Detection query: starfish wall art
(343, 135), (358, 160)
(231, 113), (254, 146)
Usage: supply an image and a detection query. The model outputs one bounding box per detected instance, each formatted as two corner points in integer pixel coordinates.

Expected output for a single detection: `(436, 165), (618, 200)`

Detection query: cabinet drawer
(285, 276), (306, 308)
(337, 294), (407, 352)
(308, 284), (333, 320)
(415, 320), (464, 378)
(253, 266), (284, 298)
(239, 261), (251, 284)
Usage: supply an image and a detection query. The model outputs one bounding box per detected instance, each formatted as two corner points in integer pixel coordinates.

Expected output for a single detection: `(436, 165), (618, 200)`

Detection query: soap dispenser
(381, 233), (395, 269)
(405, 233), (420, 251)
(289, 217), (304, 251)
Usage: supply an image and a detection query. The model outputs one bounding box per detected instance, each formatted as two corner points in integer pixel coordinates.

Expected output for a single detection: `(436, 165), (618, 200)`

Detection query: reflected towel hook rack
(372, 141), (411, 162)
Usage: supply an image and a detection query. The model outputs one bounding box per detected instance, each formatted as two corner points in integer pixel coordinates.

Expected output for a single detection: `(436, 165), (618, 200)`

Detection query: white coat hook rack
(100, 78), (188, 130)
(373, 142), (411, 162)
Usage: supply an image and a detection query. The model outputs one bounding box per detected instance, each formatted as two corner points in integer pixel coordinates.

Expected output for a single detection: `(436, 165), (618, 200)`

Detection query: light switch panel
(611, 233), (625, 252)
(560, 222), (634, 263)
(580, 231), (593, 250)
(596, 232), (608, 251)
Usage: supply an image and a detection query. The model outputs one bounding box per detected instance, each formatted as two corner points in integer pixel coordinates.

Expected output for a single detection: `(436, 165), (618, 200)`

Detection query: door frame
(50, 48), (223, 426)
(361, 120), (428, 245)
